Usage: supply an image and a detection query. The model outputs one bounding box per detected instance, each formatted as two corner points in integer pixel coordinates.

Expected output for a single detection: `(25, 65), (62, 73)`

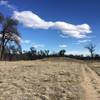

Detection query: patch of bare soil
(81, 64), (100, 100)
(0, 60), (84, 100)
(88, 62), (100, 76)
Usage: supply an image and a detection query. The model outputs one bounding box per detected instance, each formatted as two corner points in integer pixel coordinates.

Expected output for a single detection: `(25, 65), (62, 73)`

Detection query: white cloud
(65, 51), (80, 55)
(33, 43), (45, 48)
(12, 11), (54, 29)
(59, 44), (68, 48)
(78, 39), (91, 43)
(65, 50), (89, 56)
(21, 40), (31, 44)
(60, 34), (68, 38)
(0, 0), (16, 10)
(12, 11), (92, 38)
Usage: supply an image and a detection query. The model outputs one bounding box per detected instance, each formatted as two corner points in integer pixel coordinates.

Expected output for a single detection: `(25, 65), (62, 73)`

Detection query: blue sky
(0, 0), (100, 55)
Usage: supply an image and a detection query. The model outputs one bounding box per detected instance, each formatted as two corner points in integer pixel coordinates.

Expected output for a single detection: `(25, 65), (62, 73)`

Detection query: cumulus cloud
(59, 44), (68, 48)
(12, 11), (92, 38)
(0, 0), (16, 10)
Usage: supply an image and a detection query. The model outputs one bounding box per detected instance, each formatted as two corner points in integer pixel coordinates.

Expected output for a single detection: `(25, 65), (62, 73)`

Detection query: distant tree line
(2, 48), (66, 61)
(0, 46), (100, 61)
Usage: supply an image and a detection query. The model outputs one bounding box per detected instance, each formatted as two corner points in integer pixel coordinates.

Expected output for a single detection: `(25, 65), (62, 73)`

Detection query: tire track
(81, 64), (100, 100)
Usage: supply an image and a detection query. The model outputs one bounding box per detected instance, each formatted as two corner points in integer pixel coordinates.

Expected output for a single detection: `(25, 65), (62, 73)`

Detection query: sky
(0, 0), (100, 55)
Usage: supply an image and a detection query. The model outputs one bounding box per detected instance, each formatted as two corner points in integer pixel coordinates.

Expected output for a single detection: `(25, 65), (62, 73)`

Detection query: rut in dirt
(81, 64), (100, 100)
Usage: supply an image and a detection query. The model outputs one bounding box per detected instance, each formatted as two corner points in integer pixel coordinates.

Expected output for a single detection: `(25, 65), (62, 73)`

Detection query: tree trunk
(0, 43), (5, 60)
(0, 31), (5, 60)
(91, 52), (94, 59)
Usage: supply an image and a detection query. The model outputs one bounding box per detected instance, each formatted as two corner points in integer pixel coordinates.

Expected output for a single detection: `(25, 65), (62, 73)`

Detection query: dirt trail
(81, 64), (100, 100)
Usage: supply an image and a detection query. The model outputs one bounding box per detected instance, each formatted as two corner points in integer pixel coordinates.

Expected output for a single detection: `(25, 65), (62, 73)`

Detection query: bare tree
(0, 12), (21, 60)
(85, 43), (96, 59)
(44, 50), (49, 56)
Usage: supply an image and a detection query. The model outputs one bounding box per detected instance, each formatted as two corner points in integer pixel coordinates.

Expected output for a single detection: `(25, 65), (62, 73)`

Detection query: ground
(0, 58), (100, 100)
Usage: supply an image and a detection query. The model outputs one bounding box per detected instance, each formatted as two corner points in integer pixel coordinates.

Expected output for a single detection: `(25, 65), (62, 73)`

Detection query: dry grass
(0, 58), (99, 100)
(86, 61), (100, 76)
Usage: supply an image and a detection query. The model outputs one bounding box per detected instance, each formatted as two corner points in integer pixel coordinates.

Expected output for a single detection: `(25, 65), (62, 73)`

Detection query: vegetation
(85, 43), (96, 59)
(0, 12), (21, 60)
(58, 49), (66, 56)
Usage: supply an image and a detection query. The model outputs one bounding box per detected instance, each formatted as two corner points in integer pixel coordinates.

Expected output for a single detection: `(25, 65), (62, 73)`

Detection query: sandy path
(81, 64), (100, 100)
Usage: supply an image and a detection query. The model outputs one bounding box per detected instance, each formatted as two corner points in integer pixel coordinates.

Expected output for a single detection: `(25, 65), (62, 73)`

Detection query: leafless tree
(0, 12), (21, 60)
(85, 43), (96, 59)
